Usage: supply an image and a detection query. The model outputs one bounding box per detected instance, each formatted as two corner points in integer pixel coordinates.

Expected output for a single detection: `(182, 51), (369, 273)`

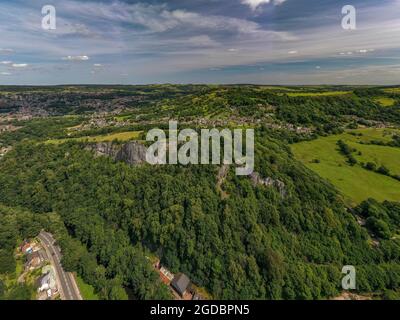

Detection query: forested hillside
(0, 131), (399, 299)
(1, 85), (400, 300)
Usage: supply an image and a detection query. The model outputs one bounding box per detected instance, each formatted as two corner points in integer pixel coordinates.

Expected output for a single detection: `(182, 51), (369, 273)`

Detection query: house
(159, 266), (174, 285)
(38, 267), (57, 293)
(171, 273), (191, 297)
(26, 251), (42, 269)
(20, 242), (33, 254)
(38, 272), (56, 292)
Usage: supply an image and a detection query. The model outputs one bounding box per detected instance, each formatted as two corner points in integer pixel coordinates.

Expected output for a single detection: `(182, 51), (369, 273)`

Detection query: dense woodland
(1, 85), (400, 300)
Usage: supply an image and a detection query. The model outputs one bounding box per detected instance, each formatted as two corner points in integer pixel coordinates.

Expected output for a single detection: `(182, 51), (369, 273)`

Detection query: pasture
(292, 128), (400, 204)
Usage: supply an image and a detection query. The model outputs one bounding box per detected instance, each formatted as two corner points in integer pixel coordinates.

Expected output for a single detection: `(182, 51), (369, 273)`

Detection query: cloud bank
(0, 0), (399, 85)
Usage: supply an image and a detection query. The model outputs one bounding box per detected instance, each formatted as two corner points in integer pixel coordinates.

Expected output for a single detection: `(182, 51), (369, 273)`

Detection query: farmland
(286, 91), (352, 97)
(373, 97), (396, 107)
(46, 131), (143, 144)
(292, 128), (400, 204)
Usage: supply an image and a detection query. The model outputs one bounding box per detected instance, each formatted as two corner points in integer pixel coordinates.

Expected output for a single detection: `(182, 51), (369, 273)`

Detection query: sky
(0, 0), (400, 85)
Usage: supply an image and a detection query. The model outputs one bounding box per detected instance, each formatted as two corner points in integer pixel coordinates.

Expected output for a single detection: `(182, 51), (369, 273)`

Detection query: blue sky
(0, 0), (400, 85)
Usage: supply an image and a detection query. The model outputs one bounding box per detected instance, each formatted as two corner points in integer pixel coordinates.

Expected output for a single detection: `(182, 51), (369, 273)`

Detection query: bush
(0, 279), (5, 299)
(348, 156), (357, 166)
(365, 162), (377, 171)
(377, 165), (390, 176)
(6, 284), (33, 300)
(383, 290), (400, 300)
(0, 249), (16, 275)
(366, 217), (391, 239)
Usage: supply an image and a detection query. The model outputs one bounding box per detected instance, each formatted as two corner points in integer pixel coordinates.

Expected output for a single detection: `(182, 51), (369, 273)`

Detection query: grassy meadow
(286, 91), (351, 97)
(373, 97), (396, 107)
(292, 128), (400, 204)
(46, 131), (143, 144)
(76, 276), (99, 300)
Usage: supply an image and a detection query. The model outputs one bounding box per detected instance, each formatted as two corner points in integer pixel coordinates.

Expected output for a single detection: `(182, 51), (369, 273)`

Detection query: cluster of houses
(263, 122), (313, 134)
(0, 124), (17, 133)
(154, 260), (205, 300)
(19, 240), (58, 300)
(0, 90), (144, 120)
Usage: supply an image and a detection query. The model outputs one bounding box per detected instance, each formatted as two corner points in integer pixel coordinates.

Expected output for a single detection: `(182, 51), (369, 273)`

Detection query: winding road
(38, 231), (82, 300)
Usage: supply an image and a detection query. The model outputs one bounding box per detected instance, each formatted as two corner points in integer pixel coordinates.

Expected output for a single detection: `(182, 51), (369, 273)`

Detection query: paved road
(38, 231), (82, 300)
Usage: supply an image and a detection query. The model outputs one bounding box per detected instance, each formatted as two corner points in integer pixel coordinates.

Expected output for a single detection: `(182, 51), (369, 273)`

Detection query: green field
(286, 91), (351, 97)
(76, 276), (99, 300)
(46, 131), (143, 144)
(373, 97), (396, 107)
(292, 128), (400, 204)
(383, 87), (400, 94)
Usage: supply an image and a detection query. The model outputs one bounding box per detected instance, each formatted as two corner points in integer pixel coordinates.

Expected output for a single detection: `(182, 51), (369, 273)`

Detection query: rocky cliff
(115, 142), (147, 165)
(250, 172), (287, 198)
(86, 141), (147, 165)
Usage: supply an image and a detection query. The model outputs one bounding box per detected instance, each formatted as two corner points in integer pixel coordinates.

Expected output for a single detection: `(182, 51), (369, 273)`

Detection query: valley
(1, 84), (400, 301)
(292, 128), (400, 204)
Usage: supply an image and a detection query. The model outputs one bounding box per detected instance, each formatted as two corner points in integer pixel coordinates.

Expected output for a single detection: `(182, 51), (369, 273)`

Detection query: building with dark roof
(171, 273), (190, 297)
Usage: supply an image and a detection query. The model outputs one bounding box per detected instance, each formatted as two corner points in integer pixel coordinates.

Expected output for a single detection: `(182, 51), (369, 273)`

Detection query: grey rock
(86, 141), (147, 166)
(250, 172), (287, 198)
(115, 142), (147, 165)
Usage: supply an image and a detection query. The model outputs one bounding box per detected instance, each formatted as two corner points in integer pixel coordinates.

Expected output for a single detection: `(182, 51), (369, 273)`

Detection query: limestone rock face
(87, 141), (147, 165)
(88, 142), (119, 158)
(115, 142), (147, 165)
(250, 172), (287, 198)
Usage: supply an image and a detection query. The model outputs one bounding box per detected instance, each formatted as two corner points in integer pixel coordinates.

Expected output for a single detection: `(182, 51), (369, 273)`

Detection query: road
(38, 231), (82, 300)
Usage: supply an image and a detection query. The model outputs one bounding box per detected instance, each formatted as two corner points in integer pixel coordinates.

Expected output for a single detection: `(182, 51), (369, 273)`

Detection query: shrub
(377, 165), (390, 176)
(365, 162), (377, 171)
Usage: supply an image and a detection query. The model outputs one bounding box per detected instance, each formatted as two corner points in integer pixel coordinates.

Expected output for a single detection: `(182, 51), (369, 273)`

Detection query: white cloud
(0, 48), (14, 54)
(0, 72), (11, 76)
(93, 63), (103, 67)
(357, 49), (375, 54)
(60, 1), (288, 37)
(241, 0), (286, 11)
(187, 35), (219, 47)
(0, 61), (12, 65)
(12, 63), (28, 68)
(62, 55), (90, 61)
(59, 23), (96, 37)
(288, 50), (298, 54)
(0, 0), (399, 85)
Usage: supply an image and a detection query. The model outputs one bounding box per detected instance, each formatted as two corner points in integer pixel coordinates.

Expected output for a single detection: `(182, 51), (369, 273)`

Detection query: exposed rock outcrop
(115, 142), (147, 165)
(88, 142), (119, 158)
(86, 141), (147, 166)
(250, 172), (287, 198)
(216, 165), (230, 199)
